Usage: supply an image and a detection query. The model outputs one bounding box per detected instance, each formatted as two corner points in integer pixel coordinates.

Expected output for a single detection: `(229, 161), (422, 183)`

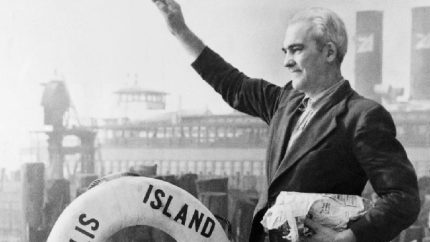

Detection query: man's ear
(326, 42), (337, 63)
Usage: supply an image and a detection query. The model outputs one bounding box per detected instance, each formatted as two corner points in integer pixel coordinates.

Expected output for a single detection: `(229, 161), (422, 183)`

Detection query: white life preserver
(47, 176), (230, 242)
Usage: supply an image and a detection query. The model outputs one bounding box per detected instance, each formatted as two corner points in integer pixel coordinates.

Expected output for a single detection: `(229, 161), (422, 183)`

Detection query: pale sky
(0, 0), (429, 169)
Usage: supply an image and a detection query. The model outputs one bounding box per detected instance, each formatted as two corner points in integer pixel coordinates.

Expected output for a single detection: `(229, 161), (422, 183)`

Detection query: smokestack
(410, 7), (430, 100)
(355, 11), (383, 103)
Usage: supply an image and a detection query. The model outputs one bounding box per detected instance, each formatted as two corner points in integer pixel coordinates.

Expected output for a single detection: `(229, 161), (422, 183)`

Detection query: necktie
(275, 97), (309, 169)
(296, 97), (315, 132)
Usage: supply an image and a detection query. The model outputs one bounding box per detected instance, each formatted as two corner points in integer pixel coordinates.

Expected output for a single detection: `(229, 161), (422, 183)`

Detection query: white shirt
(286, 79), (345, 151)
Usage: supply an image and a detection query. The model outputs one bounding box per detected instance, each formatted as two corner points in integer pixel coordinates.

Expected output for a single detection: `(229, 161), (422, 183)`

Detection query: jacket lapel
(269, 95), (304, 178)
(270, 81), (353, 185)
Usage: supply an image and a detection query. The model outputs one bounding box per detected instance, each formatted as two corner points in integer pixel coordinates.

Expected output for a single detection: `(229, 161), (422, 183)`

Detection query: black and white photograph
(1, 0), (430, 241)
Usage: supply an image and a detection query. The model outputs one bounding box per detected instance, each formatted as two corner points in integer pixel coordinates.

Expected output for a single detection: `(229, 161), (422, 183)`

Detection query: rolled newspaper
(261, 192), (373, 242)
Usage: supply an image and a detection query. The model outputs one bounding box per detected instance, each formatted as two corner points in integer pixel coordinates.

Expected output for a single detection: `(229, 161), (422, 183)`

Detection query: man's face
(282, 21), (328, 93)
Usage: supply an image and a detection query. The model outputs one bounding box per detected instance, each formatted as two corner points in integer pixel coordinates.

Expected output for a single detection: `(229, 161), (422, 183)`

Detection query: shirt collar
(306, 78), (345, 110)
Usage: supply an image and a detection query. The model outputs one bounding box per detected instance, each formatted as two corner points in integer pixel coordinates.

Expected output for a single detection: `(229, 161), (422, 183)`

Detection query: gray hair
(289, 7), (348, 64)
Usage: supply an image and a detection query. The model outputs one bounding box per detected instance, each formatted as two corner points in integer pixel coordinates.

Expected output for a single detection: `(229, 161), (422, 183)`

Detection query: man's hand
(151, 0), (205, 59)
(303, 218), (356, 242)
(152, 0), (188, 36)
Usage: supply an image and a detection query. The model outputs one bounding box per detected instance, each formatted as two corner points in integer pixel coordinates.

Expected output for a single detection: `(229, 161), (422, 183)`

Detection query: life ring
(47, 176), (230, 242)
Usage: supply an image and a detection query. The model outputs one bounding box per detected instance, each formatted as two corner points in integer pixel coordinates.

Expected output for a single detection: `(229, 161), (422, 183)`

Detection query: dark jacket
(192, 47), (420, 242)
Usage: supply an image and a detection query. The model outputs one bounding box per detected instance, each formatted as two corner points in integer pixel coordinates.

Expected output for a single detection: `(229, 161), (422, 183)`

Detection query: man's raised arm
(151, 0), (205, 60)
(151, 0), (282, 124)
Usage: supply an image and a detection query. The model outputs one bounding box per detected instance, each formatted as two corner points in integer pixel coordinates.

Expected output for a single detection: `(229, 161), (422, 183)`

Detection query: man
(151, 1), (420, 241)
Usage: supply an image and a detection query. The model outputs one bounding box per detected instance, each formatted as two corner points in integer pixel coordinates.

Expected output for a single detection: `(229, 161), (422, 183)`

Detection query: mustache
(289, 68), (302, 72)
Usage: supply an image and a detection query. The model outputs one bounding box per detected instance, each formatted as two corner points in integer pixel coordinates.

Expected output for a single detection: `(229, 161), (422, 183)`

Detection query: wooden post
(196, 177), (229, 234)
(22, 163), (45, 242)
(75, 173), (99, 197)
(43, 179), (70, 235)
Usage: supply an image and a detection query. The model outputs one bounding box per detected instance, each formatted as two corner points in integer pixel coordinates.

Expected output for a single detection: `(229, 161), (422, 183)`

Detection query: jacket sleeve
(191, 47), (282, 124)
(350, 105), (420, 242)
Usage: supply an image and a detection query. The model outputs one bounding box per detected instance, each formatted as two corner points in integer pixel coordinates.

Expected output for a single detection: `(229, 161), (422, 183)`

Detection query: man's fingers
(304, 218), (321, 232)
(154, 0), (181, 11)
(152, 0), (169, 12)
(152, 0), (169, 5)
(150, 0), (187, 36)
(151, 0), (165, 5)
(165, 0), (180, 9)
